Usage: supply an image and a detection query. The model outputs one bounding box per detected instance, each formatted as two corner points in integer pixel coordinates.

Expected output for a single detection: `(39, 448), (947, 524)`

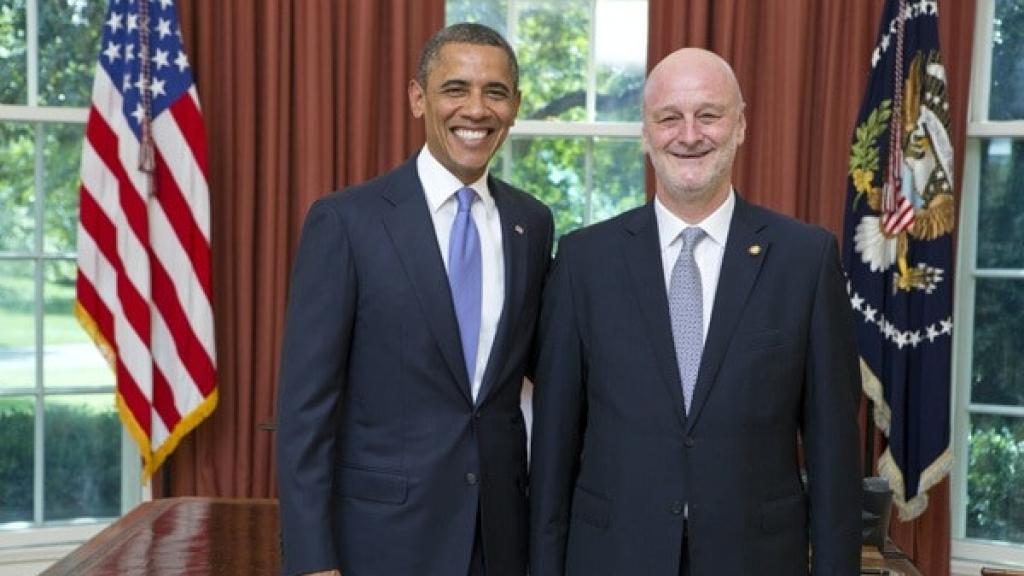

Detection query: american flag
(75, 0), (216, 480)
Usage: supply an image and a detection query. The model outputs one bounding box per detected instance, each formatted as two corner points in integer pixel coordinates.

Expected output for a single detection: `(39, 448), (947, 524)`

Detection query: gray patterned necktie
(668, 227), (706, 414)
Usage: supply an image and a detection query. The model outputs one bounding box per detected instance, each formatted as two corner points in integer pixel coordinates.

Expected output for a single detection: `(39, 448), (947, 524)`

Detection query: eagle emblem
(848, 50), (954, 293)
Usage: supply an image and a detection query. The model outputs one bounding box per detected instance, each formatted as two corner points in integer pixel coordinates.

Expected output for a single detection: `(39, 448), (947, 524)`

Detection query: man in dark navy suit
(277, 23), (553, 576)
(529, 48), (862, 576)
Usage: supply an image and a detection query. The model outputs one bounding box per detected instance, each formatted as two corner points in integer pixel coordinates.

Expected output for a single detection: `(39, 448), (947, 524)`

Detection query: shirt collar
(417, 146), (495, 215)
(654, 188), (736, 251)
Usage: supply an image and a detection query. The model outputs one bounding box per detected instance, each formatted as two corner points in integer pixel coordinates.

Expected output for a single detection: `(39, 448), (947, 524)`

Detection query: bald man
(529, 48), (862, 575)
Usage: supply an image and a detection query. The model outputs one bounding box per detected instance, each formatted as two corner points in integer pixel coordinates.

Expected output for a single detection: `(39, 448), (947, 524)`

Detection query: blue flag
(842, 0), (954, 521)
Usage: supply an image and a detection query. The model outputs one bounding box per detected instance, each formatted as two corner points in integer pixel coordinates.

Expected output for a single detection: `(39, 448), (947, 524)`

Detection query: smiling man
(277, 23), (554, 576)
(529, 48), (862, 576)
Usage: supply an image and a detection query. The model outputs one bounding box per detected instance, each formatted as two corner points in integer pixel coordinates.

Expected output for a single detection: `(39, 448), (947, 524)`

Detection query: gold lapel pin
(514, 225), (524, 235)
(748, 244), (762, 256)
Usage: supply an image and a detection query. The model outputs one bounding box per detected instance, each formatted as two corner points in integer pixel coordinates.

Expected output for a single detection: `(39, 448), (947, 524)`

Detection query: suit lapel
(622, 204), (688, 429)
(476, 178), (527, 406)
(381, 159), (473, 403)
(685, 196), (769, 433)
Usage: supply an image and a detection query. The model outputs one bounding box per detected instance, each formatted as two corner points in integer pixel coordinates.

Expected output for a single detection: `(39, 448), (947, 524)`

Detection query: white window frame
(0, 0), (143, 562)
(950, 0), (1024, 571)
(498, 0), (646, 228)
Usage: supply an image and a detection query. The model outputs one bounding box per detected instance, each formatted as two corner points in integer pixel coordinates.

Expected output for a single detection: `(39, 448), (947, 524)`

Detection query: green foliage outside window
(446, 0), (647, 241)
(0, 397), (120, 524)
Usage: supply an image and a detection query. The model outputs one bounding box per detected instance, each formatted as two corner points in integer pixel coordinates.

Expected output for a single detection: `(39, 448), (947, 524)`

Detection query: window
(445, 0), (649, 240)
(952, 0), (1024, 567)
(0, 0), (140, 543)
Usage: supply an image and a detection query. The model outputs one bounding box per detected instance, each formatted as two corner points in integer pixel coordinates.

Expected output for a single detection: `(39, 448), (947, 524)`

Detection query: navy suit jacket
(277, 157), (554, 576)
(529, 197), (862, 576)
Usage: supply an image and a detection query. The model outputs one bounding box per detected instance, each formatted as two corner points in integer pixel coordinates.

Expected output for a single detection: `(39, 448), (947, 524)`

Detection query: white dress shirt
(654, 190), (736, 341)
(417, 147), (505, 402)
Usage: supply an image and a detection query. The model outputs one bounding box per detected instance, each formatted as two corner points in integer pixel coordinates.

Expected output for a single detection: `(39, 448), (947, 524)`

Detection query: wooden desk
(42, 497), (279, 575)
(861, 541), (924, 576)
(45, 497), (922, 575)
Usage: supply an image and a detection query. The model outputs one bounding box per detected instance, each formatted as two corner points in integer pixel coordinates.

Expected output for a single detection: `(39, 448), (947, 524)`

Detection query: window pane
(446, 0), (507, 34)
(989, 0), (1024, 120)
(0, 0), (28, 105)
(977, 138), (1024, 269)
(0, 396), (34, 524)
(971, 278), (1024, 406)
(43, 123), (85, 253)
(45, 260), (112, 390)
(590, 137), (645, 223)
(0, 259), (35, 391)
(967, 413), (1024, 542)
(516, 0), (591, 121)
(0, 122), (36, 253)
(37, 0), (105, 107)
(594, 0), (645, 121)
(504, 136), (586, 238)
(44, 394), (120, 521)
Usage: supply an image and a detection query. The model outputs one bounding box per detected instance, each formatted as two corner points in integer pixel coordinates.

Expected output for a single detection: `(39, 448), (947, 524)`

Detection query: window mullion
(586, 0), (597, 121)
(26, 0), (39, 106)
(32, 121), (46, 526)
(583, 138), (594, 225)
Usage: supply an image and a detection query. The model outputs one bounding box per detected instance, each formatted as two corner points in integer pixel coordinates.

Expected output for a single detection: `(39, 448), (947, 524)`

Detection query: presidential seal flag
(75, 0), (216, 480)
(842, 0), (954, 520)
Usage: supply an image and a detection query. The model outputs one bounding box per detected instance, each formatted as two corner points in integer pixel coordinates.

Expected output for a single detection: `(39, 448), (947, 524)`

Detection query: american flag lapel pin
(514, 224), (524, 235)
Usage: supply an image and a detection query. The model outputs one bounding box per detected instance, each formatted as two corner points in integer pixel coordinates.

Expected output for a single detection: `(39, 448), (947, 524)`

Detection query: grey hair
(416, 22), (519, 90)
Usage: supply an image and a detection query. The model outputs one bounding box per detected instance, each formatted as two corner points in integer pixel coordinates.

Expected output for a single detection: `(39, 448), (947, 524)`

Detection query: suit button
(669, 500), (684, 515)
(465, 472), (478, 486)
(684, 436), (695, 448)
(473, 412), (481, 420)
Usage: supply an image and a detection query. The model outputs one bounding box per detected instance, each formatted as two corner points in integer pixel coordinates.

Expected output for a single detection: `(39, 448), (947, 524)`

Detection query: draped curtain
(647, 1), (976, 574)
(162, 2), (974, 573)
(158, 0), (444, 498)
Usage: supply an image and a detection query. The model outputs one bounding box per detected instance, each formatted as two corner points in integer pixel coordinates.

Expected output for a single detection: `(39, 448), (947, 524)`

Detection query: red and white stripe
(76, 61), (216, 478)
(881, 191), (915, 235)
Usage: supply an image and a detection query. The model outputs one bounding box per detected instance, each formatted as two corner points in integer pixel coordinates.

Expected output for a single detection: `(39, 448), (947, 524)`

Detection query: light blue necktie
(668, 227), (706, 414)
(448, 187), (482, 385)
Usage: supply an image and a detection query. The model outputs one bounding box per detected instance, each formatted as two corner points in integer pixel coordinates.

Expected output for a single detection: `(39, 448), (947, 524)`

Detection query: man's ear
(736, 111), (747, 146)
(409, 79), (425, 118)
(510, 89), (522, 127)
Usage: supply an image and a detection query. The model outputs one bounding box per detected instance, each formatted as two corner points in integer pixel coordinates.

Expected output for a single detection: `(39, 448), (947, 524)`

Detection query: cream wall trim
(0, 523), (106, 576)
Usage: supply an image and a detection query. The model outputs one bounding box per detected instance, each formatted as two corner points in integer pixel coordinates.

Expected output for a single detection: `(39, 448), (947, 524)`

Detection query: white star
(174, 50), (190, 73)
(158, 0), (173, 9)
(105, 11), (124, 32)
(883, 321), (895, 339)
(863, 305), (878, 323)
(125, 43), (135, 62)
(850, 293), (865, 311)
(152, 48), (170, 70)
(135, 76), (148, 93)
(155, 18), (172, 39)
(127, 14), (138, 32)
(131, 103), (145, 123)
(926, 324), (940, 342)
(149, 77), (167, 98)
(123, 73), (132, 91)
(940, 319), (953, 334)
(880, 34), (890, 52)
(895, 331), (908, 349)
(871, 48), (881, 68)
(102, 41), (122, 63)
(909, 331), (922, 347)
